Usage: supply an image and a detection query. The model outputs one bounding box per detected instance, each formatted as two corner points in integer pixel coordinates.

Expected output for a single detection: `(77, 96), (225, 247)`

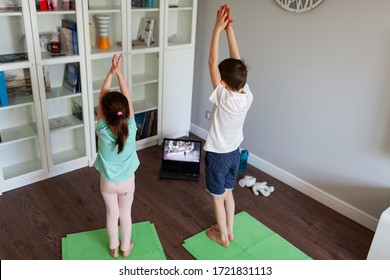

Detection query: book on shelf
(0, 71), (9, 107)
(132, 0), (147, 7)
(60, 27), (73, 55)
(47, 0), (56, 10)
(0, 52), (28, 64)
(135, 110), (157, 140)
(35, 0), (47, 11)
(30, 117), (71, 132)
(137, 17), (155, 47)
(62, 19), (78, 55)
(58, 0), (70, 10)
(135, 112), (145, 140)
(72, 99), (83, 121)
(43, 65), (51, 89)
(4, 69), (32, 99)
(63, 63), (80, 94)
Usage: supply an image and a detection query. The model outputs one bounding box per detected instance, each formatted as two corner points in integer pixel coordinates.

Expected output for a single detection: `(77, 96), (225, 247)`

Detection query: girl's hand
(110, 53), (123, 75)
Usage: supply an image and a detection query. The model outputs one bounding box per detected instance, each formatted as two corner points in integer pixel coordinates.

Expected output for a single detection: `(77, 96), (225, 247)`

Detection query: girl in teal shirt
(94, 54), (140, 258)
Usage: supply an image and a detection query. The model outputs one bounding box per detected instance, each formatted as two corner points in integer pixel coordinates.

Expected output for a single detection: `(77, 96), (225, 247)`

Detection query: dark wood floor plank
(0, 134), (374, 260)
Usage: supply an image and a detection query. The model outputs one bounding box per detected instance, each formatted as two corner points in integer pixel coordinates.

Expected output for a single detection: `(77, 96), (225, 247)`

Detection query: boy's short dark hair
(218, 58), (248, 91)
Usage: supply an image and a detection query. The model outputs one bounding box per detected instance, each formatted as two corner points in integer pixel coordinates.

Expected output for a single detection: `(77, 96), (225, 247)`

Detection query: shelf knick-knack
(96, 14), (111, 50)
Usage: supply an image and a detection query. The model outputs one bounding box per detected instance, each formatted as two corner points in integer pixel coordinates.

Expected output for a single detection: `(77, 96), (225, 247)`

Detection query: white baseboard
(190, 123), (378, 231)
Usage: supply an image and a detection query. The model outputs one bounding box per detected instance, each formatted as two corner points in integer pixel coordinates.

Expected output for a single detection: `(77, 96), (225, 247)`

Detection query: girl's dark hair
(218, 58), (248, 91)
(101, 91), (130, 154)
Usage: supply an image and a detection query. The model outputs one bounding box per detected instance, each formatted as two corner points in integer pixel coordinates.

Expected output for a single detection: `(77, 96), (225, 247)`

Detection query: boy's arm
(226, 26), (240, 59)
(209, 28), (222, 89)
(209, 6), (230, 89)
(224, 6), (240, 59)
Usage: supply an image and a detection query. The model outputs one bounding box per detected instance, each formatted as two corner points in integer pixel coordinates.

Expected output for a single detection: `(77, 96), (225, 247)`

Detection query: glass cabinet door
(29, 0), (90, 171)
(83, 0), (126, 158)
(0, 1), (47, 190)
(166, 0), (194, 47)
(130, 1), (162, 142)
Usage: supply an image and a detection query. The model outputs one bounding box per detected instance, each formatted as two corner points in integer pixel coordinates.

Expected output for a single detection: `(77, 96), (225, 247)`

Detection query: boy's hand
(214, 5), (230, 32)
(223, 4), (234, 31)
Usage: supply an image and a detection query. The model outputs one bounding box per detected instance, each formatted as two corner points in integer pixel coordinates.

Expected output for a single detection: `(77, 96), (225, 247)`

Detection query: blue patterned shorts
(205, 148), (240, 196)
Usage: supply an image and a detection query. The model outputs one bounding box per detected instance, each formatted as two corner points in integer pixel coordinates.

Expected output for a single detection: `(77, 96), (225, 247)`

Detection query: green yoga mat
(62, 221), (166, 260)
(183, 211), (312, 260)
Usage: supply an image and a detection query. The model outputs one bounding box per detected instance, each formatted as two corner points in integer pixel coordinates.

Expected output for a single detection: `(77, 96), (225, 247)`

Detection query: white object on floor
(238, 175), (256, 188)
(367, 207), (390, 260)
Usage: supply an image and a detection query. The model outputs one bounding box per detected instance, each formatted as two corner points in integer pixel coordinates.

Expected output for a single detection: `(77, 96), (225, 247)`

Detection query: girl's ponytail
(115, 112), (128, 154)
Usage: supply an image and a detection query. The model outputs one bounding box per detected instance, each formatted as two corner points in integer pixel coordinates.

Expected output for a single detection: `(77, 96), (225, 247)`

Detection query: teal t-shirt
(94, 118), (140, 183)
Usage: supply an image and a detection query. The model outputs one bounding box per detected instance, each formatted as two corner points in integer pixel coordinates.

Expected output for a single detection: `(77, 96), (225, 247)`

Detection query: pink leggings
(100, 175), (135, 251)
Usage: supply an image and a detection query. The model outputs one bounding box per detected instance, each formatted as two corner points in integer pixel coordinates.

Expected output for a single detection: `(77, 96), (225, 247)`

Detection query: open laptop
(159, 138), (202, 180)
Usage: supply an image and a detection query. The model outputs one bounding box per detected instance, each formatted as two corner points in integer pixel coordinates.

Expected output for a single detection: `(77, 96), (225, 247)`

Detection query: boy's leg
(225, 190), (235, 240)
(207, 195), (230, 247)
(210, 191), (235, 241)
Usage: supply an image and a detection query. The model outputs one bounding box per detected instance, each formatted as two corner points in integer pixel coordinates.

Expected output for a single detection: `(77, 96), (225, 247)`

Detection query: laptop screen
(162, 139), (201, 163)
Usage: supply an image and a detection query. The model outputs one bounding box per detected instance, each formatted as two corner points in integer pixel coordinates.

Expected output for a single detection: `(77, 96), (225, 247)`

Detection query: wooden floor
(0, 135), (374, 260)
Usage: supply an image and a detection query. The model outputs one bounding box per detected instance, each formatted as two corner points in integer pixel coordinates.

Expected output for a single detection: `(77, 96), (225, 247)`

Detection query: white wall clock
(274, 0), (325, 13)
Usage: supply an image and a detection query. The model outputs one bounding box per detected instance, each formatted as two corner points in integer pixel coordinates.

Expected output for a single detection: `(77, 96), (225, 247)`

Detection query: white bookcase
(0, 0), (91, 193)
(83, 0), (164, 163)
(162, 0), (197, 139)
(0, 0), (197, 193)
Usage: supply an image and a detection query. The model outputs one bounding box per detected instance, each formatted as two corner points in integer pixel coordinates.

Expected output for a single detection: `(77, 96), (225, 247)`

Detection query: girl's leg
(100, 178), (120, 253)
(118, 176), (135, 254)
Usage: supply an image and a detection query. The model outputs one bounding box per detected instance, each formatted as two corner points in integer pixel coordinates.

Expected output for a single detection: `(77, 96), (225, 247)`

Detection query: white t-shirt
(204, 83), (253, 153)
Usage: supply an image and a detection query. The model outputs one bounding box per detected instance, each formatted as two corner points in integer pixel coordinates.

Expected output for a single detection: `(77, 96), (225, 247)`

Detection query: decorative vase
(95, 14), (111, 50)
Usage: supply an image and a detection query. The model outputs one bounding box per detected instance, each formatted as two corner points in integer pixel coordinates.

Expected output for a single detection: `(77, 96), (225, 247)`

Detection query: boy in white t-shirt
(204, 4), (253, 247)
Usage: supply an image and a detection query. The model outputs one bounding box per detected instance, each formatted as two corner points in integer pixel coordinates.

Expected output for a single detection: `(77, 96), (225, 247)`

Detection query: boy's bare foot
(206, 228), (230, 247)
(210, 224), (234, 241)
(122, 240), (135, 258)
(110, 246), (119, 258)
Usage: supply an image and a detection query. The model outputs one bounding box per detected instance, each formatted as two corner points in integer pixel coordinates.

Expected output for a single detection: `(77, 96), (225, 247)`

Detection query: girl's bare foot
(110, 246), (119, 258)
(206, 228), (230, 247)
(122, 240), (134, 258)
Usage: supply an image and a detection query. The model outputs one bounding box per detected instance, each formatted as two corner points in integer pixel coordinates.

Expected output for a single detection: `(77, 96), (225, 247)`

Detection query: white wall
(191, 0), (390, 231)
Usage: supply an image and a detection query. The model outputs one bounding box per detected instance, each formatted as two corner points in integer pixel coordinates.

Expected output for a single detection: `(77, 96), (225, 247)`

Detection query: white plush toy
(239, 175), (256, 188)
(252, 182), (275, 197)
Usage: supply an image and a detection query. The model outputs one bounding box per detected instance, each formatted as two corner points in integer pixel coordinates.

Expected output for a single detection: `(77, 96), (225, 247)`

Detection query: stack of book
(61, 19), (78, 55)
(63, 63), (81, 94)
(135, 109), (157, 140)
(0, 69), (33, 107)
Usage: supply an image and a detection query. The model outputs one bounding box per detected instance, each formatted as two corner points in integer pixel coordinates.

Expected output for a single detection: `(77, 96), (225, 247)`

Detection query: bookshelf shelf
(132, 73), (158, 85)
(0, 124), (37, 145)
(132, 8), (160, 13)
(45, 88), (82, 100)
(133, 99), (158, 114)
(2, 157), (42, 180)
(37, 10), (76, 16)
(168, 7), (192, 11)
(0, 11), (22, 16)
(48, 115), (84, 134)
(88, 7), (121, 14)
